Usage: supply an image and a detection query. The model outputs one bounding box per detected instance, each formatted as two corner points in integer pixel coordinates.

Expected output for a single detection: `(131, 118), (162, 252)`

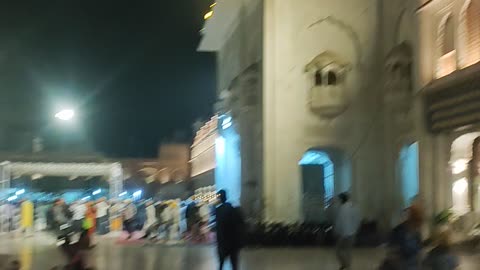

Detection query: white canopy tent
(0, 161), (123, 199)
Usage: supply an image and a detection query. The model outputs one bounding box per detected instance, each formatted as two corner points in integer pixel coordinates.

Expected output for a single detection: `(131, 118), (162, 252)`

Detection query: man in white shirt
(334, 193), (361, 270)
(96, 198), (110, 235)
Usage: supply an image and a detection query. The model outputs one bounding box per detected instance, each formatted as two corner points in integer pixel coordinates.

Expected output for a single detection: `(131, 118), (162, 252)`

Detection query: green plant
(433, 209), (453, 225)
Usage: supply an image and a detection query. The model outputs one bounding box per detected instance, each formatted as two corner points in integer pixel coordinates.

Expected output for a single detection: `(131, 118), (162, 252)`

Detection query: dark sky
(0, 0), (217, 158)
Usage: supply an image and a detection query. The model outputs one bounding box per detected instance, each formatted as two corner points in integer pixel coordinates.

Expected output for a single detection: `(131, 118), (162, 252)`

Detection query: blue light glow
(221, 116), (232, 130)
(81, 196), (91, 201)
(400, 143), (419, 208)
(7, 195), (17, 201)
(215, 124), (241, 206)
(15, 189), (25, 196)
(118, 191), (127, 197)
(299, 151), (335, 203)
(92, 189), (102, 196)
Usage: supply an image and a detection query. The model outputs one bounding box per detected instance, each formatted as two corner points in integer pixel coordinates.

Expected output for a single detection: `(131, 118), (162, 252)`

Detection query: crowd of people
(0, 196), (218, 245)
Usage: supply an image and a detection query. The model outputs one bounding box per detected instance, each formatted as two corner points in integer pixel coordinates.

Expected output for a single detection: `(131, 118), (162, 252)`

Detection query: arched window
(443, 17), (455, 54)
(327, 71), (337, 85)
(315, 71), (323, 86)
(460, 0), (480, 67)
(437, 14), (457, 78)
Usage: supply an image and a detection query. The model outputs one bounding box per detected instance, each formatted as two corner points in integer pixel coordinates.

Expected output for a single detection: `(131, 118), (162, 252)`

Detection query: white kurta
(145, 205), (157, 229)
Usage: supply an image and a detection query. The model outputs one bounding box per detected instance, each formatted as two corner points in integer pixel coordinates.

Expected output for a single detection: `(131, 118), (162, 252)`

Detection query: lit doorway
(299, 150), (335, 223)
(398, 142), (420, 208)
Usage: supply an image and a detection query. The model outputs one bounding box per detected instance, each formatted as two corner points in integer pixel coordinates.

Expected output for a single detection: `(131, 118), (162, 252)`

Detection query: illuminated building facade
(199, 0), (480, 232)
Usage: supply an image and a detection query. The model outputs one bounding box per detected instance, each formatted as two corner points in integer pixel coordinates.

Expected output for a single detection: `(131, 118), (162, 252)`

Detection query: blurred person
(71, 201), (86, 234)
(334, 193), (361, 270)
(108, 200), (124, 233)
(422, 230), (459, 270)
(52, 199), (71, 235)
(215, 190), (245, 270)
(198, 201), (210, 242)
(83, 202), (97, 241)
(159, 202), (173, 242)
(185, 201), (200, 240)
(95, 198), (109, 235)
(0, 201), (14, 233)
(381, 206), (423, 270)
(123, 199), (137, 239)
(36, 202), (49, 231)
(142, 200), (157, 240)
(20, 199), (34, 237)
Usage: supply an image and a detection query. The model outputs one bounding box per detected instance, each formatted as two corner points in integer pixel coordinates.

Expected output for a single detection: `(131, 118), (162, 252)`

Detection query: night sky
(0, 0), (217, 158)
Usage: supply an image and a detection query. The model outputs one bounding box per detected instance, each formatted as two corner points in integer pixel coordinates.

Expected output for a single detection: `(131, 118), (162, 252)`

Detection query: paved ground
(0, 233), (479, 270)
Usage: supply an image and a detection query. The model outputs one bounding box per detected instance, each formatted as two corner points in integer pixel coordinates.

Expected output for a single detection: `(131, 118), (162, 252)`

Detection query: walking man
(334, 193), (360, 270)
(215, 190), (245, 270)
(96, 198), (110, 235)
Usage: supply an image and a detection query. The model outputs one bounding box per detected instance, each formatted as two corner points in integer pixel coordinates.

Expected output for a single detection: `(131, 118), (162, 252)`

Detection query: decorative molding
(308, 16), (362, 67)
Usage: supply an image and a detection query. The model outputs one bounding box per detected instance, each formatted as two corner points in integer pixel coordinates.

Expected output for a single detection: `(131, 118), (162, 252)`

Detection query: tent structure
(0, 161), (123, 199)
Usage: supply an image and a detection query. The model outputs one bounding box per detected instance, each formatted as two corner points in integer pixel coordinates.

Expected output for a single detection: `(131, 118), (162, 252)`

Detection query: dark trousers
(124, 219), (135, 235)
(218, 249), (239, 270)
(73, 219), (84, 233)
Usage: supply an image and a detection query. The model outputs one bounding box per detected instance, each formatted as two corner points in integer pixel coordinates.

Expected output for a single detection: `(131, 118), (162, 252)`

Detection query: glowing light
(452, 159), (468, 174)
(221, 116), (232, 130)
(55, 109), (75, 121)
(7, 195), (18, 201)
(15, 189), (25, 196)
(210, 3), (217, 8)
(216, 136), (225, 155)
(118, 191), (127, 197)
(92, 189), (101, 196)
(204, 10), (214, 20)
(453, 178), (468, 195)
(81, 196), (91, 201)
(133, 190), (142, 200)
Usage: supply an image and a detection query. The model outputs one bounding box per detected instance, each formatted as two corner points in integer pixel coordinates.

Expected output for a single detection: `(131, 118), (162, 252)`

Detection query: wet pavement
(0, 233), (479, 270)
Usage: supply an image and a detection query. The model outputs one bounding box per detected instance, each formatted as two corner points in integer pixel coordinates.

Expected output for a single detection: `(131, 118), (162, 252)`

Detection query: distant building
(190, 116), (218, 189)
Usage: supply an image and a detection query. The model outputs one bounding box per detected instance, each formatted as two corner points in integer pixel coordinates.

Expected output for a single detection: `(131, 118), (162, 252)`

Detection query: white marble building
(199, 0), (480, 232)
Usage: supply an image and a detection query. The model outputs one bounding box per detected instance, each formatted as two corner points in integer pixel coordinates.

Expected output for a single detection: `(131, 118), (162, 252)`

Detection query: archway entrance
(398, 142), (420, 208)
(450, 132), (480, 214)
(0, 161), (123, 200)
(299, 149), (350, 223)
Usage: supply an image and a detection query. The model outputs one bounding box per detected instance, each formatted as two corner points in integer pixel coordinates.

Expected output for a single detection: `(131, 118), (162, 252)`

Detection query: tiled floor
(0, 233), (479, 270)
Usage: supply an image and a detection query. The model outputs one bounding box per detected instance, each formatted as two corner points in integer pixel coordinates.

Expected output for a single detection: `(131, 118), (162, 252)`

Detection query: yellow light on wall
(204, 10), (214, 20)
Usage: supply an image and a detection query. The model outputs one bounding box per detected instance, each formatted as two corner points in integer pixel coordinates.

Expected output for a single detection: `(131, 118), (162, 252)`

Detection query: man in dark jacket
(215, 190), (245, 270)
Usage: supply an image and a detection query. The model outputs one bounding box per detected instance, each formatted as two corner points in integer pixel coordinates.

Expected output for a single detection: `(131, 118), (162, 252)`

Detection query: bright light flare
(452, 159), (468, 174)
(92, 189), (101, 196)
(55, 109), (75, 121)
(7, 195), (17, 201)
(453, 178), (468, 195)
(15, 189), (25, 196)
(204, 10), (213, 20)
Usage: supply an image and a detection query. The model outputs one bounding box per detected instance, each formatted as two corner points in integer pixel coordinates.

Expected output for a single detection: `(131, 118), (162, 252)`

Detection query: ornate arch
(459, 0), (480, 68)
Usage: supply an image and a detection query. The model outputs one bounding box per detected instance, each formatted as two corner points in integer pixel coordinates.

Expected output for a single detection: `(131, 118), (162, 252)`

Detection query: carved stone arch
(308, 16), (362, 67)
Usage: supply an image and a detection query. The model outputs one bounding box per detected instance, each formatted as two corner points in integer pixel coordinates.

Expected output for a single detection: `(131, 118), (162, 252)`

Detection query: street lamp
(55, 109), (75, 121)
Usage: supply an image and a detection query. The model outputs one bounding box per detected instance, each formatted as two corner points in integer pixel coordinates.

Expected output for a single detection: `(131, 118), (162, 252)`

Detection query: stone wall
(264, 0), (386, 222)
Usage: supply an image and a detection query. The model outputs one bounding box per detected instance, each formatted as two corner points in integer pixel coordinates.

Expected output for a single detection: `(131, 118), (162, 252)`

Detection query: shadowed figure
(215, 190), (245, 270)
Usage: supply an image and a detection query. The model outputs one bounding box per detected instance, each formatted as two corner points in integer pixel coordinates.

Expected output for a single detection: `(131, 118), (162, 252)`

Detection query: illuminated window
(437, 15), (457, 78)
(460, 0), (480, 67)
